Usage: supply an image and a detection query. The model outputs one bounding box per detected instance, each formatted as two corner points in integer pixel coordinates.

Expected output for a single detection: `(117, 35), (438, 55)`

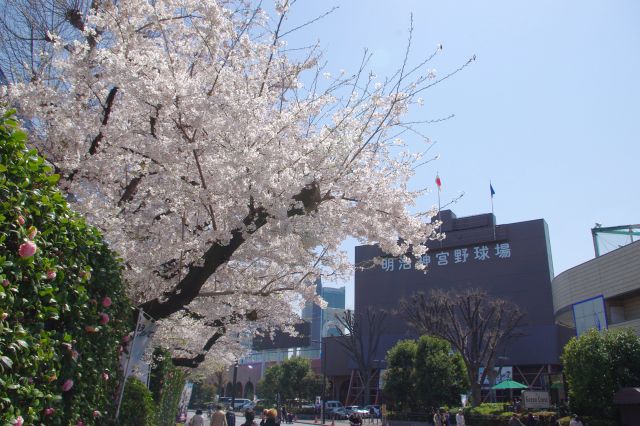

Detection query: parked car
(229, 398), (252, 410)
(363, 405), (381, 418)
(329, 407), (349, 419)
(325, 400), (344, 411)
(345, 406), (369, 417)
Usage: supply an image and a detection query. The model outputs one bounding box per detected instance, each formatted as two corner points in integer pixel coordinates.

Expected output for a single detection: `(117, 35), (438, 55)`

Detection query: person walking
(455, 409), (465, 426)
(264, 409), (280, 426)
(190, 410), (205, 426)
(569, 415), (584, 426)
(242, 410), (258, 426)
(211, 405), (229, 426)
(433, 409), (443, 426)
(508, 414), (525, 426)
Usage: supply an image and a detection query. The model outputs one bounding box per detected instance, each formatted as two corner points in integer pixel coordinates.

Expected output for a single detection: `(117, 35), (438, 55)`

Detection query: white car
(346, 406), (369, 417)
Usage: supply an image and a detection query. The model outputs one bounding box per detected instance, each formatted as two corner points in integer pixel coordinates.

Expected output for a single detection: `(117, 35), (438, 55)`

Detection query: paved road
(183, 412), (367, 426)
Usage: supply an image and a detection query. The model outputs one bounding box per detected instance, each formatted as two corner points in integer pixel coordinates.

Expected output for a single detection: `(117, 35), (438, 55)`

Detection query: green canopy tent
(492, 380), (528, 405)
(492, 380), (528, 390)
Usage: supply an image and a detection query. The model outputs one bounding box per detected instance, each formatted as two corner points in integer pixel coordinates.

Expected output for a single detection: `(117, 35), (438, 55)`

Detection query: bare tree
(401, 289), (524, 406)
(334, 308), (387, 405)
(0, 0), (98, 84)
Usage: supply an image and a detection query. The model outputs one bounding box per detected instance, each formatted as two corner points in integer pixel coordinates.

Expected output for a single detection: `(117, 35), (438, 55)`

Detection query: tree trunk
(470, 382), (482, 407)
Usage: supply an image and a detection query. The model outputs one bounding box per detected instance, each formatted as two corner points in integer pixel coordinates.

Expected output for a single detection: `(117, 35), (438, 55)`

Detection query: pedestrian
(211, 405), (229, 426)
(369, 406), (376, 424)
(242, 410), (258, 426)
(433, 409), (443, 426)
(455, 409), (465, 426)
(264, 409), (279, 426)
(508, 414), (525, 426)
(443, 410), (450, 426)
(569, 414), (584, 426)
(525, 413), (536, 426)
(349, 411), (363, 426)
(190, 410), (205, 426)
(282, 407), (288, 424)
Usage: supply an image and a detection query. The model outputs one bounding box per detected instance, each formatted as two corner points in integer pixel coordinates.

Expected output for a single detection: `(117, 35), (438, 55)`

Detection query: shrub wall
(0, 110), (132, 425)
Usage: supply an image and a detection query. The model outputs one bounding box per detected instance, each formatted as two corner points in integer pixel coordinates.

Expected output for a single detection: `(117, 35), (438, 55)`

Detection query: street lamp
(227, 361), (239, 426)
(312, 339), (328, 425)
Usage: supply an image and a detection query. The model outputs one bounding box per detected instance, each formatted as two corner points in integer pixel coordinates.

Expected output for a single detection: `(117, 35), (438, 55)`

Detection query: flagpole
(115, 308), (143, 421)
(490, 181), (496, 241)
(437, 172), (442, 248)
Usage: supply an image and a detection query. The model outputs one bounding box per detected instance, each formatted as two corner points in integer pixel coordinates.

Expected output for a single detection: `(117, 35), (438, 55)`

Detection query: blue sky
(285, 1), (640, 308)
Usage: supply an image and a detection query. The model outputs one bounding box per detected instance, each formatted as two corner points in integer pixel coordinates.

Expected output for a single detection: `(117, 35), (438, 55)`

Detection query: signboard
(522, 391), (550, 409)
(478, 366), (513, 386)
(380, 242), (512, 272)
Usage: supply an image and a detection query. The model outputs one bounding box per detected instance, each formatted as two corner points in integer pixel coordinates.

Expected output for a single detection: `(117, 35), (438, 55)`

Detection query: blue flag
(490, 183), (496, 198)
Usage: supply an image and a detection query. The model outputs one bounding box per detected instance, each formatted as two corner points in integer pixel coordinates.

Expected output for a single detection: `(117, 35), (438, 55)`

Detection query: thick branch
(138, 182), (323, 320)
(89, 86), (118, 154)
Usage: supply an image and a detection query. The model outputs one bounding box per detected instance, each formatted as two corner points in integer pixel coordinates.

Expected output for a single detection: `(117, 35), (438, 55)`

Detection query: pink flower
(99, 313), (110, 325)
(71, 350), (79, 361)
(93, 410), (101, 418)
(77, 421), (85, 426)
(18, 241), (37, 258)
(2, 279), (8, 287)
(102, 296), (112, 307)
(17, 215), (25, 225)
(122, 334), (131, 343)
(46, 269), (57, 280)
(44, 407), (55, 416)
(102, 372), (110, 381)
(1, 313), (7, 321)
(62, 379), (74, 392)
(61, 342), (72, 351)
(27, 226), (37, 239)
(13, 415), (24, 426)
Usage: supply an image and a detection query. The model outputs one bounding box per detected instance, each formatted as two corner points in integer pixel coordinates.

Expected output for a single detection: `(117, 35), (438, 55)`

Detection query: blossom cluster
(3, 0), (444, 358)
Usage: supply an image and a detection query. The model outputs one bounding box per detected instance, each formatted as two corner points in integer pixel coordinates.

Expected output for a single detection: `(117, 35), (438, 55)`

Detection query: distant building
(224, 279), (346, 399)
(553, 237), (640, 336)
(323, 210), (573, 404)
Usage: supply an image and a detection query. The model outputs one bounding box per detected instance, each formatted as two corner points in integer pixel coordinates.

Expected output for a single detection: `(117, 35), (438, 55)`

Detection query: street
(183, 411), (363, 426)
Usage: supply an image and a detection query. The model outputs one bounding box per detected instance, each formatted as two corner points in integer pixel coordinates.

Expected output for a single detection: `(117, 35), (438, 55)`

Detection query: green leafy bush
(562, 327), (640, 419)
(150, 348), (187, 426)
(383, 335), (468, 412)
(0, 110), (133, 424)
(119, 377), (158, 426)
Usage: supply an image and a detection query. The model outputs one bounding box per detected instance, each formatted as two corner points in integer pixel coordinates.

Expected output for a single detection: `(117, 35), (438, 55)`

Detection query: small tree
(257, 357), (324, 402)
(414, 335), (468, 410)
(383, 340), (417, 411)
(335, 308), (387, 405)
(383, 336), (467, 412)
(562, 328), (640, 419)
(402, 289), (523, 406)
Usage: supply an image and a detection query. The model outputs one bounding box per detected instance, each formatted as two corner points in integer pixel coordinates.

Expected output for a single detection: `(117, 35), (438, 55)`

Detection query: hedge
(119, 377), (157, 426)
(0, 110), (133, 425)
(150, 348), (187, 426)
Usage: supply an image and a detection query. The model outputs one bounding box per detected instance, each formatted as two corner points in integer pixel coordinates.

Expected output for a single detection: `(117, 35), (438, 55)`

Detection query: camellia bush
(0, 110), (132, 424)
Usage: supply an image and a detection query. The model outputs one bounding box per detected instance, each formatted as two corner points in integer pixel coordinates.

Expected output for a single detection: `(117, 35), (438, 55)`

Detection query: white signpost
(521, 390), (551, 409)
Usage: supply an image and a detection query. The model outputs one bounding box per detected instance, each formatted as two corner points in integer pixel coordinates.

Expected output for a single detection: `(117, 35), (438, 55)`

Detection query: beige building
(552, 240), (640, 335)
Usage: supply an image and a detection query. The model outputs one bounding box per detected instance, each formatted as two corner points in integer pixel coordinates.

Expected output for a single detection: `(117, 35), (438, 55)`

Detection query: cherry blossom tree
(2, 0), (473, 366)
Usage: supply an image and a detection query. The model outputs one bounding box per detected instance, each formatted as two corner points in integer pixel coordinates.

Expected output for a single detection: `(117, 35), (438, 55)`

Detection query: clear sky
(284, 0), (640, 308)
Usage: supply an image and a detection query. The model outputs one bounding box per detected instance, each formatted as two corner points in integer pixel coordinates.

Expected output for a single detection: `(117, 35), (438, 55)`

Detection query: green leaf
(0, 356), (13, 368)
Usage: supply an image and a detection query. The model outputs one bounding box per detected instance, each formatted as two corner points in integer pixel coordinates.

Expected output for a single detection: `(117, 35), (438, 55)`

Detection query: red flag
(435, 174), (442, 190)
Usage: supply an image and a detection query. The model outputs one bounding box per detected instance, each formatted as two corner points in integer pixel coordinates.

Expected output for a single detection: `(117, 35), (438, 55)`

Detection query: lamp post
(312, 339), (328, 425)
(227, 361), (239, 426)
